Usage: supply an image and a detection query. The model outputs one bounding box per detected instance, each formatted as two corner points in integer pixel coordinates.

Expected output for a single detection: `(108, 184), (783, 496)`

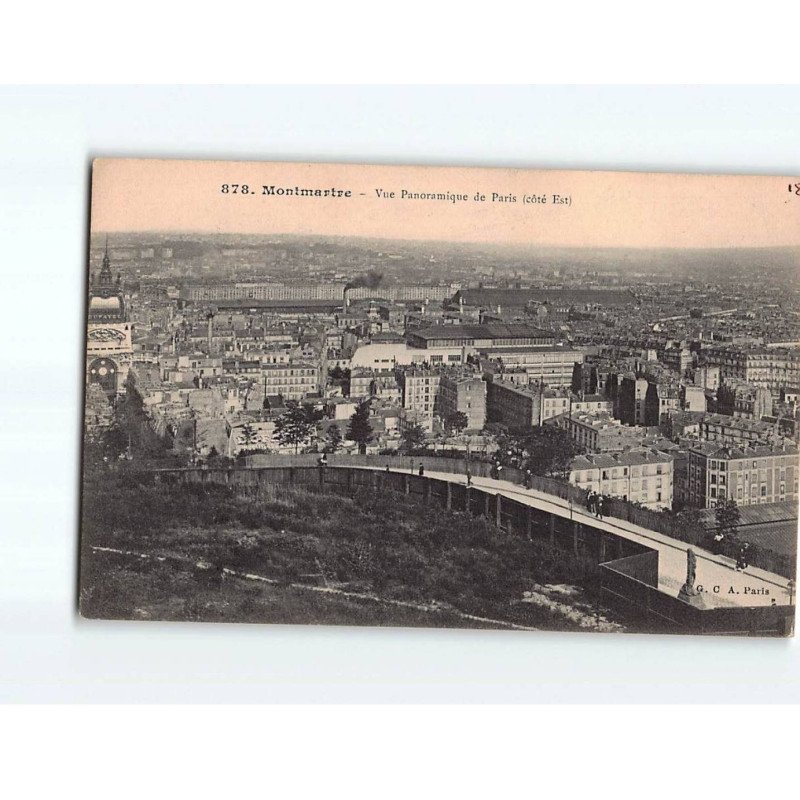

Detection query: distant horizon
(89, 230), (800, 256)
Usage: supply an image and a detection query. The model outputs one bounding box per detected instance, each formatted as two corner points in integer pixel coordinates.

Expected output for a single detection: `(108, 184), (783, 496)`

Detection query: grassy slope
(80, 468), (624, 632)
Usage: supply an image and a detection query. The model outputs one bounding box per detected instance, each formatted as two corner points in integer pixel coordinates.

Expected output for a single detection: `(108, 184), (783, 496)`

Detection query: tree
(715, 497), (741, 539)
(324, 424), (343, 453)
(240, 423), (258, 448)
(483, 422), (508, 438)
(328, 366), (351, 396)
(400, 422), (427, 453)
(347, 402), (374, 454)
(445, 411), (469, 436)
(273, 402), (320, 454)
(518, 426), (582, 478)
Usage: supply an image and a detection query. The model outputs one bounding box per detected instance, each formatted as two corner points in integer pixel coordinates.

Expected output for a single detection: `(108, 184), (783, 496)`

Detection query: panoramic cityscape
(79, 227), (798, 635)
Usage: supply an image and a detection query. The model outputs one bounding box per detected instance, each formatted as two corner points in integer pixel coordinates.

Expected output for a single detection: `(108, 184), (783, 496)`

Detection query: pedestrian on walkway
(524, 469), (532, 489)
(711, 530), (725, 555)
(586, 490), (596, 514)
(496, 463), (504, 480)
(735, 542), (750, 572)
(466, 467), (472, 487)
(418, 464), (424, 476)
(596, 494), (605, 520)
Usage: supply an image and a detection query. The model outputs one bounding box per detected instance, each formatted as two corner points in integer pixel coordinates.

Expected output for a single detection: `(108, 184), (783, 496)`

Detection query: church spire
(99, 235), (113, 285)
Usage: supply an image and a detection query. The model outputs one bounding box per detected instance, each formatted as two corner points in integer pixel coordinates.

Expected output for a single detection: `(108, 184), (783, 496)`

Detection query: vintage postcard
(80, 158), (799, 636)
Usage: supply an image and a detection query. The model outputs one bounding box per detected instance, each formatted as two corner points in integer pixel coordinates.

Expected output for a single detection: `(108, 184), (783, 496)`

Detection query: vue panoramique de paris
(81, 159), (799, 635)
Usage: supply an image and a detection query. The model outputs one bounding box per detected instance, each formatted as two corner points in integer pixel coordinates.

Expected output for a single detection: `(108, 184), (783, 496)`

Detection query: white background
(1, 85), (799, 703)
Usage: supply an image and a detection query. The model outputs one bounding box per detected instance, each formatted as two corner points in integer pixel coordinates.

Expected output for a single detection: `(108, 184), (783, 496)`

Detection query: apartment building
(699, 413), (775, 447)
(397, 366), (441, 432)
(559, 410), (648, 453)
(439, 372), (487, 431)
(569, 448), (674, 509)
(261, 362), (319, 401)
(686, 441), (799, 508)
(349, 368), (401, 402)
(486, 381), (572, 430)
(481, 345), (584, 388)
(702, 346), (800, 391)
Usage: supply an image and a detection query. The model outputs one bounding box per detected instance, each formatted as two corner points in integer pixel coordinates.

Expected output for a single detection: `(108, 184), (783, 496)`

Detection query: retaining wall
(153, 462), (794, 636)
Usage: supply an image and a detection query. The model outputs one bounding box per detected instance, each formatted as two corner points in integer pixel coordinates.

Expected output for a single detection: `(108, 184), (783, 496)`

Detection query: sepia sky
(91, 158), (800, 250)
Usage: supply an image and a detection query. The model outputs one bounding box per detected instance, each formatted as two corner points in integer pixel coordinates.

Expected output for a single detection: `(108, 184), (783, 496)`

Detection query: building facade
(439, 373), (487, 431)
(482, 345), (585, 388)
(702, 346), (800, 392)
(486, 381), (572, 430)
(569, 449), (674, 509)
(260, 362), (319, 402)
(699, 413), (775, 447)
(397, 367), (441, 432)
(686, 442), (799, 509)
(559, 410), (648, 453)
(407, 323), (555, 350)
(349, 368), (401, 402)
(617, 376), (649, 426)
(182, 282), (347, 302)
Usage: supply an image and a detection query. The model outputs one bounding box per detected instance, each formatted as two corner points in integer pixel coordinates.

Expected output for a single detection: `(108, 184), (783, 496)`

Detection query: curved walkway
(374, 466), (793, 609)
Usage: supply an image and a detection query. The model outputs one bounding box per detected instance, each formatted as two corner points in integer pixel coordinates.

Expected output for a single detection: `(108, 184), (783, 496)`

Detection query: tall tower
(86, 238), (133, 395)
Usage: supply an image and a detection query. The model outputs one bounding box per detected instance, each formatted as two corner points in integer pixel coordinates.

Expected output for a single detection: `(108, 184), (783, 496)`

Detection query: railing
(147, 459), (796, 634)
(243, 452), (590, 504)
(172, 451), (796, 578)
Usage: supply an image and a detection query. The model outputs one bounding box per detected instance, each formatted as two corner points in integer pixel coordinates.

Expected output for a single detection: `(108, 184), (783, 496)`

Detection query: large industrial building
(407, 323), (555, 350)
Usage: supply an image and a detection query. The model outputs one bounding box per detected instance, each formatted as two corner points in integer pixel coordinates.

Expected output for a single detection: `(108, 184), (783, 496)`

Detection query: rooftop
(410, 323), (554, 341)
(453, 288), (636, 308)
(688, 441), (798, 459)
(478, 344), (581, 355)
(491, 380), (570, 399)
(571, 448), (674, 470)
(701, 414), (773, 433)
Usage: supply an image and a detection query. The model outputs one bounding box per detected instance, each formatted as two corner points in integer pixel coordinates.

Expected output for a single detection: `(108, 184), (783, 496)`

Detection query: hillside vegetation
(80, 468), (619, 630)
